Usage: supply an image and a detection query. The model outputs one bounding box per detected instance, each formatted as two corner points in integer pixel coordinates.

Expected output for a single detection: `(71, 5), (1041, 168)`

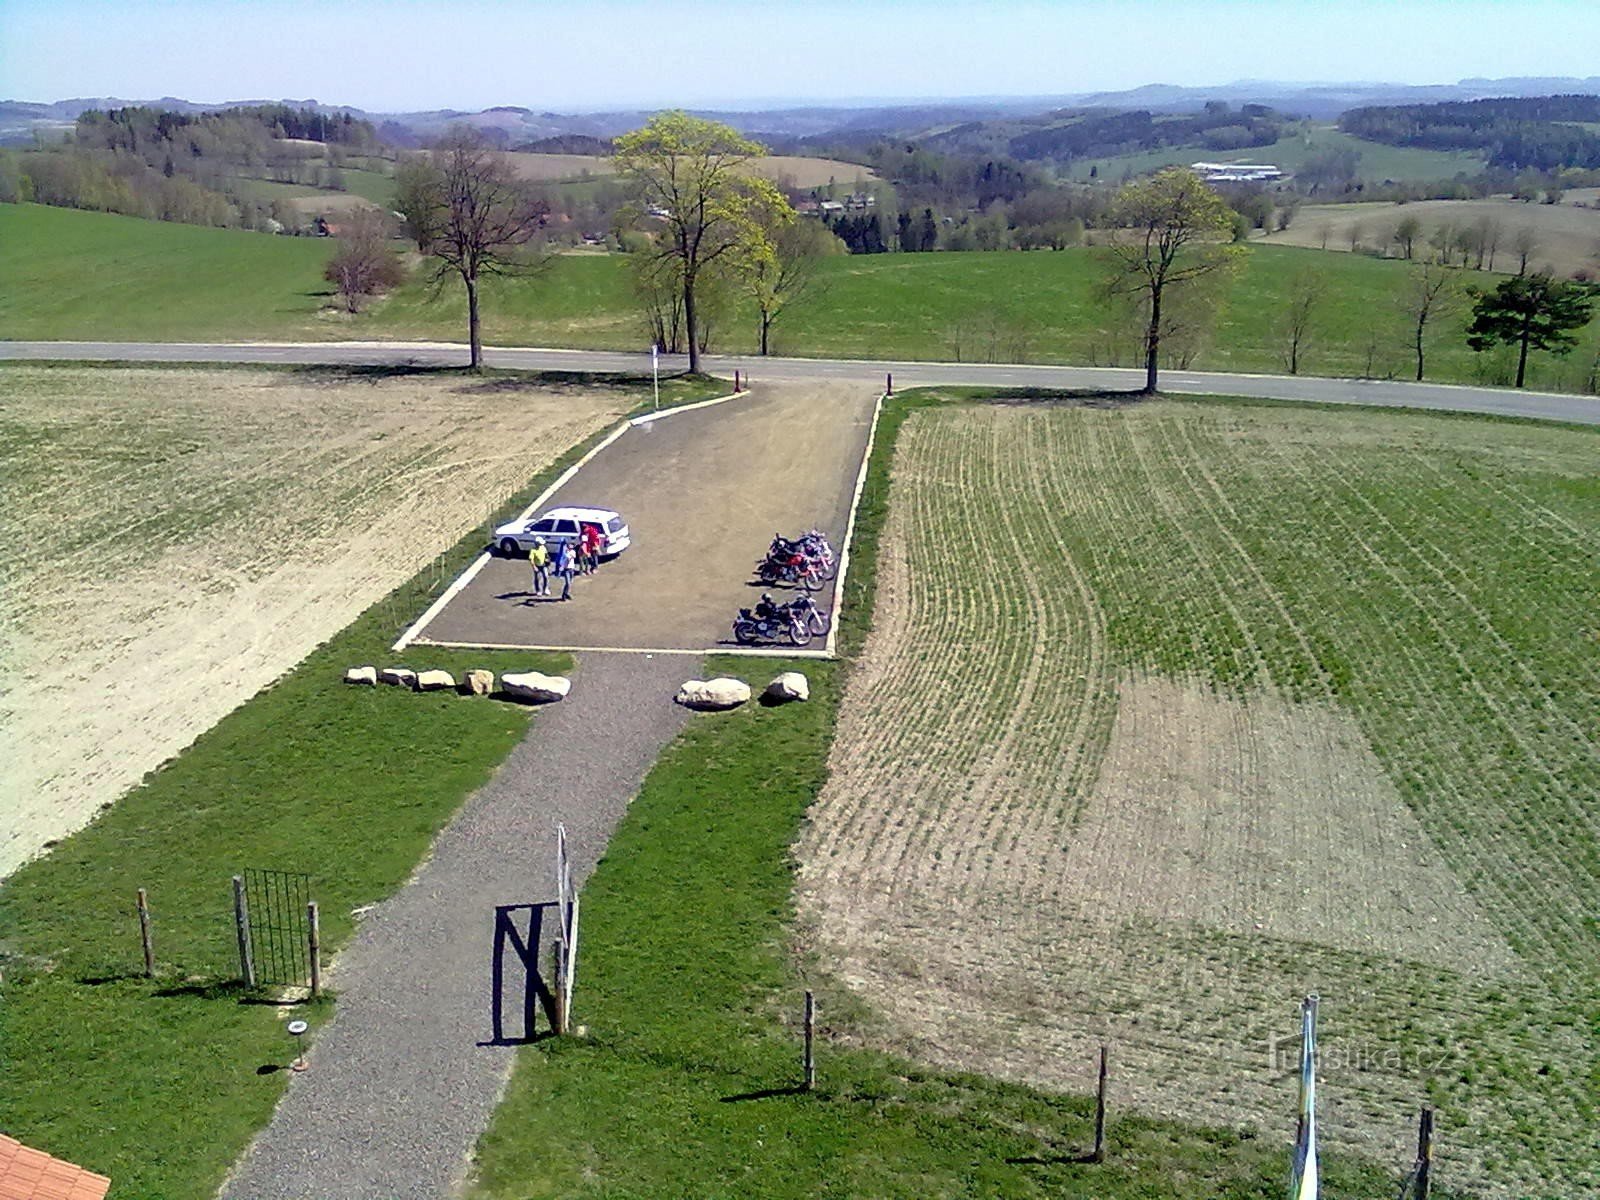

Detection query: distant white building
(1191, 161), (1284, 183)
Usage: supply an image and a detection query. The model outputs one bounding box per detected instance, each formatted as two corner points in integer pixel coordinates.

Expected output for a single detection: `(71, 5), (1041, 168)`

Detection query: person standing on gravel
(580, 522), (602, 575)
(529, 536), (550, 597)
(556, 537), (577, 601)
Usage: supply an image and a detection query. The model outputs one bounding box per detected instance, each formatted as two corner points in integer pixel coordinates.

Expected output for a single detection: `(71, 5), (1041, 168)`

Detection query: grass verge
(464, 385), (1450, 1198)
(0, 368), (726, 1197)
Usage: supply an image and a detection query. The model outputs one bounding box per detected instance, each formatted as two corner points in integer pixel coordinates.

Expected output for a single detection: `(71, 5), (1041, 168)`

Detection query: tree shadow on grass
(987, 387), (1146, 408)
(718, 1084), (810, 1103)
(1005, 1151), (1100, 1166)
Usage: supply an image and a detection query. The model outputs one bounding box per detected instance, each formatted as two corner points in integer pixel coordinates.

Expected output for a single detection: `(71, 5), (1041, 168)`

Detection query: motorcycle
(756, 550), (826, 592)
(780, 594), (831, 637)
(732, 605), (811, 646)
(766, 530), (836, 579)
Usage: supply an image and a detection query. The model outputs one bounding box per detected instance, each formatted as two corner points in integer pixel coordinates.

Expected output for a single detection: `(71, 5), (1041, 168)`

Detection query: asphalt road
(413, 381), (876, 652)
(5, 339), (1599, 426)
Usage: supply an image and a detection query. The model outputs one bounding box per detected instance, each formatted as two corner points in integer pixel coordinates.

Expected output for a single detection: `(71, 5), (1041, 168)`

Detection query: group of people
(527, 524), (606, 602)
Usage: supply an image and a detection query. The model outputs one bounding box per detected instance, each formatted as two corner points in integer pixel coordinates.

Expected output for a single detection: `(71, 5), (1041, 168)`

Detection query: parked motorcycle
(756, 550), (826, 591)
(732, 603), (811, 646)
(765, 529), (836, 579)
(779, 593), (831, 637)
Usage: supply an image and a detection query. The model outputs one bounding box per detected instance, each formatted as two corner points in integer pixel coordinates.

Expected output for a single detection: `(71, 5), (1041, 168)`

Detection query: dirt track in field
(0, 365), (626, 879)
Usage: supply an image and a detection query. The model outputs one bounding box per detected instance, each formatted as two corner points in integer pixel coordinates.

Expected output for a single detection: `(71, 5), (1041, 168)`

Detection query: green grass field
(0, 366), (724, 1197)
(0, 204), (336, 339)
(794, 388), (1600, 1197)
(5, 202), (1598, 393)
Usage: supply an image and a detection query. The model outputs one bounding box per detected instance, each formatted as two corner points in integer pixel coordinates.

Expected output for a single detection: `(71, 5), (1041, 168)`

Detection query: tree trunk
(1415, 317), (1426, 382)
(759, 311), (771, 356)
(683, 276), (700, 374)
(466, 273), (482, 370)
(1516, 327), (1530, 389)
(1143, 289), (1162, 393)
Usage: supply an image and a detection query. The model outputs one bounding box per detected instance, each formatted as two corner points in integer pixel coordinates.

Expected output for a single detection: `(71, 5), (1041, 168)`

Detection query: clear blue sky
(4, 0), (1598, 111)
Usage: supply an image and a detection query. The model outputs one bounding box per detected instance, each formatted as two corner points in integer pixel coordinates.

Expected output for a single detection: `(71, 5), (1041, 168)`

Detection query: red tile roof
(0, 1136), (111, 1200)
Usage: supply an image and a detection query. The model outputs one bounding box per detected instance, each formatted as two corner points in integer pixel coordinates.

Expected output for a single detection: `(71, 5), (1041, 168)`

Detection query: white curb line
(824, 390), (887, 657)
(411, 638), (834, 659)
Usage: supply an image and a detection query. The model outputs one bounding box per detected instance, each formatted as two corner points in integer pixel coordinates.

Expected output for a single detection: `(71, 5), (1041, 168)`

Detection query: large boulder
(502, 671), (571, 704)
(676, 677), (751, 710)
(345, 666), (378, 686)
(764, 672), (809, 703)
(463, 669), (495, 696)
(415, 669), (456, 692)
(380, 667), (417, 688)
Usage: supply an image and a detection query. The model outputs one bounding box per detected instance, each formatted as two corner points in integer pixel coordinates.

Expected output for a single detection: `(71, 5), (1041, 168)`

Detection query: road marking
(410, 638), (834, 659)
(392, 551), (494, 654)
(629, 389), (744, 426)
(825, 390), (887, 657)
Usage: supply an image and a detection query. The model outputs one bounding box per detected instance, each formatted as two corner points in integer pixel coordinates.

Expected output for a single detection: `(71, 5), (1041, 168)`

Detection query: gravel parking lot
(409, 382), (878, 653)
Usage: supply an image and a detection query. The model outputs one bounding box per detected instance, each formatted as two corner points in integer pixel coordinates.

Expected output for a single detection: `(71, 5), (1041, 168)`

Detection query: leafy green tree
(1465, 273), (1596, 388)
(1103, 168), (1241, 392)
(615, 112), (784, 372)
(740, 215), (843, 355)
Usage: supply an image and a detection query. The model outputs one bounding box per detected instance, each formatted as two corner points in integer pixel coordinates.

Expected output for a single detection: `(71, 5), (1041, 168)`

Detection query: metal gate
(242, 868), (312, 987)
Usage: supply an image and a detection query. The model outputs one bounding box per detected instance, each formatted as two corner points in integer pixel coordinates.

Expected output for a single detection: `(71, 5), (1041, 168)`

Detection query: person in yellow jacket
(528, 536), (551, 597)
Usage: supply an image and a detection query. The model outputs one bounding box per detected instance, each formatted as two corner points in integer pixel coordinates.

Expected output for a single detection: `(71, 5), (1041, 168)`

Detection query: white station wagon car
(494, 505), (631, 558)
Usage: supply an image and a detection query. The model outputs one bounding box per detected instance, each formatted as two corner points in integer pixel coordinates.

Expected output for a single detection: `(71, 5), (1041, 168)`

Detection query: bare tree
(405, 129), (549, 369)
(322, 208), (404, 313)
(1480, 217), (1503, 272)
(1393, 214), (1421, 260)
(1513, 226), (1542, 275)
(1278, 269), (1325, 375)
(1472, 219), (1497, 272)
(1396, 259), (1465, 381)
(1347, 220), (1366, 253)
(1428, 222), (1458, 265)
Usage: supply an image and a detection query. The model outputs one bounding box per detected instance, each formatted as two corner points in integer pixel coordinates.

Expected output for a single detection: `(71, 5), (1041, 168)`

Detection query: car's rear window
(554, 520), (578, 534)
(606, 518), (625, 533)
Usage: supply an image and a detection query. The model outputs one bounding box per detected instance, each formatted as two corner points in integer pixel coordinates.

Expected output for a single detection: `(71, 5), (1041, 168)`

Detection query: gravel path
(415, 382), (877, 652)
(220, 652), (691, 1199)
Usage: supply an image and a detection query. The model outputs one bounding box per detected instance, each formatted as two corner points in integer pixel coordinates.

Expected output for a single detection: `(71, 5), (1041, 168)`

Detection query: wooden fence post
(803, 990), (816, 1091)
(137, 887), (154, 978)
(552, 937), (568, 1036)
(307, 900), (321, 998)
(233, 875), (256, 987)
(1091, 1044), (1109, 1162)
(1415, 1106), (1434, 1200)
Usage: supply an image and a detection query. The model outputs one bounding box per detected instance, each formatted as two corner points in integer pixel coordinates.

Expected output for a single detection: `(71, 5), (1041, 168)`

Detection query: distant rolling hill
(9, 76), (1600, 147)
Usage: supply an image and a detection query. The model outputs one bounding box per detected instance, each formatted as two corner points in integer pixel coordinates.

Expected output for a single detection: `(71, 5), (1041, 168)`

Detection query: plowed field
(0, 365), (627, 878)
(798, 397), (1600, 1198)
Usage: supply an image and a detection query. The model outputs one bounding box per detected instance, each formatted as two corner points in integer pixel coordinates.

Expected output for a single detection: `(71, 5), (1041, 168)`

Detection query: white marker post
(651, 343), (660, 411)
